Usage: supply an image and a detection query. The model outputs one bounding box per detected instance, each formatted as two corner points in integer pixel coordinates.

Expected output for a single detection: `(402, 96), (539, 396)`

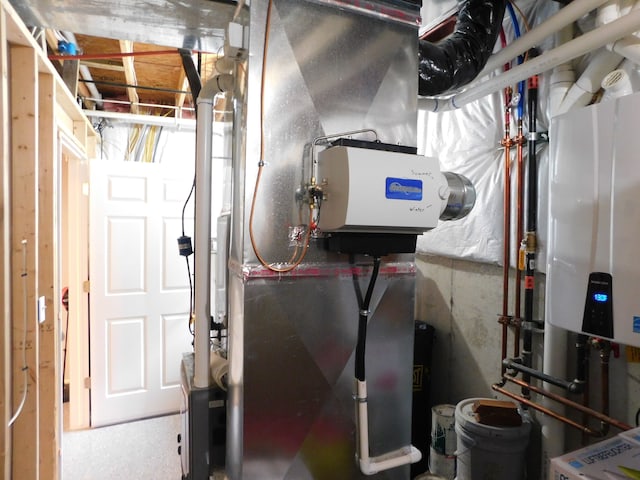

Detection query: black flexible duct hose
(419, 0), (507, 96)
(351, 256), (382, 382)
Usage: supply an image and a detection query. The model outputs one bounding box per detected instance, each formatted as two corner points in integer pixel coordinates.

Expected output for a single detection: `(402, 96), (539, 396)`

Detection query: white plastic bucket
(430, 404), (456, 479)
(429, 446), (455, 479)
(415, 473), (448, 480)
(431, 404), (456, 455)
(454, 398), (531, 480)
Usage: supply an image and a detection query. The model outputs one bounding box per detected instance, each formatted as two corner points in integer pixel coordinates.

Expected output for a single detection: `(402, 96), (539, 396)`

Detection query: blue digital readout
(593, 293), (608, 302)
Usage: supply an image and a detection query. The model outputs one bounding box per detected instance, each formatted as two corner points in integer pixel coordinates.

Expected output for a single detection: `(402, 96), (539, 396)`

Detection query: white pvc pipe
(549, 25), (576, 117)
(215, 213), (230, 324)
(194, 74), (234, 388)
(612, 35), (640, 65)
(556, 48), (622, 115)
(83, 109), (196, 129)
(355, 379), (422, 476)
(419, 9), (640, 112)
(479, 0), (611, 80)
(601, 68), (634, 99)
(541, 324), (568, 472)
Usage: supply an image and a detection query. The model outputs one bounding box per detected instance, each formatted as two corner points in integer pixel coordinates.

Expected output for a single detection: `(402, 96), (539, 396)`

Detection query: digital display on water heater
(593, 293), (608, 302)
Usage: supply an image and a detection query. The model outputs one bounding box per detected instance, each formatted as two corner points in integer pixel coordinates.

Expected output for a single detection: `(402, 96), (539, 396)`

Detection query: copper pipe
(513, 120), (525, 358)
(503, 375), (632, 431)
(500, 86), (513, 375)
(492, 384), (605, 436)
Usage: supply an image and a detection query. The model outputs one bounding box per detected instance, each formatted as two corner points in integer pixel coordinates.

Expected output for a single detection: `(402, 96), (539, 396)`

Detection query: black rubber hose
(419, 0), (507, 96)
(351, 256), (382, 382)
(178, 48), (202, 103)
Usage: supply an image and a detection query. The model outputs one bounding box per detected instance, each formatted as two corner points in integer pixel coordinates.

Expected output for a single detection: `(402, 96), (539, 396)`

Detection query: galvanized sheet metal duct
(418, 0), (507, 96)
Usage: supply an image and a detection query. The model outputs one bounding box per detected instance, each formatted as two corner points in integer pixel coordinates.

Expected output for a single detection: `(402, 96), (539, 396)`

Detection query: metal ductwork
(418, 0), (507, 96)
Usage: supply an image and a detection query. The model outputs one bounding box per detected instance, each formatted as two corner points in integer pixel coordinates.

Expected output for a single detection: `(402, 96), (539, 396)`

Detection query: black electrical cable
(418, 0), (507, 96)
(350, 255), (382, 382)
(180, 180), (195, 332)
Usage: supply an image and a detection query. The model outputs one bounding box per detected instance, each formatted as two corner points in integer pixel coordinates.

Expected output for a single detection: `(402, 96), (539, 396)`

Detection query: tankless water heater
(546, 92), (640, 348)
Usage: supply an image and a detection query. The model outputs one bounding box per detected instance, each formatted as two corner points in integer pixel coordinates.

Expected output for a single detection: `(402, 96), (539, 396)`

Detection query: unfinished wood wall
(1, 1), (96, 479)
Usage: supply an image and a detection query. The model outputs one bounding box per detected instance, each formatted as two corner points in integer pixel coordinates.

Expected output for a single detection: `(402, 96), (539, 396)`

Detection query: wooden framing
(1, 5), (11, 479)
(118, 39), (140, 114)
(1, 1), (96, 478)
(10, 43), (40, 480)
(37, 71), (59, 480)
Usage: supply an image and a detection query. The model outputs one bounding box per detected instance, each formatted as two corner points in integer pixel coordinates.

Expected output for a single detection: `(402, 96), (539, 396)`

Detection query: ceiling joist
(118, 39), (139, 114)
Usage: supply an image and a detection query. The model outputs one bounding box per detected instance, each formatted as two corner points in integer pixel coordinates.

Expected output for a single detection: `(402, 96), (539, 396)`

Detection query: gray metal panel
(227, 1), (420, 478)
(235, 0), (419, 266)
(9, 0), (237, 51)
(240, 266), (416, 480)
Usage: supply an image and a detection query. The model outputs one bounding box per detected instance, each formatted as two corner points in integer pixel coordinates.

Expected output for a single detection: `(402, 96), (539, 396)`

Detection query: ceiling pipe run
(478, 0), (612, 82)
(419, 8), (640, 111)
(418, 0), (507, 96)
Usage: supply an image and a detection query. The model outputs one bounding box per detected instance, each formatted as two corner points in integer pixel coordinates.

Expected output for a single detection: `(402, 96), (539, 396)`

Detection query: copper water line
(501, 375), (632, 432)
(492, 384), (607, 436)
(500, 86), (514, 375)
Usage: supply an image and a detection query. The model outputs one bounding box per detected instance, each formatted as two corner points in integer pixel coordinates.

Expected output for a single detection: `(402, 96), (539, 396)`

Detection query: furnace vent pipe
(193, 74), (234, 388)
(418, 0), (507, 96)
(419, 8), (640, 112)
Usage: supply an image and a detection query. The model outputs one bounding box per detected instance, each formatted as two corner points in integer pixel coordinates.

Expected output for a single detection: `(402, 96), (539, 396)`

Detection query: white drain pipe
(355, 379), (422, 475)
(193, 74), (234, 388)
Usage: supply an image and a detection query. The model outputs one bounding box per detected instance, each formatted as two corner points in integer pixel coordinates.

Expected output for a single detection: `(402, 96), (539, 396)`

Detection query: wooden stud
(174, 68), (188, 112)
(1, 5), (11, 478)
(80, 60), (125, 73)
(38, 71), (59, 480)
(10, 44), (40, 480)
(119, 40), (139, 114)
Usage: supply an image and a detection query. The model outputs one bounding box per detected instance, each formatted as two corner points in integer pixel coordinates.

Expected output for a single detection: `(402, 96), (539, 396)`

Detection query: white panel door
(89, 159), (194, 426)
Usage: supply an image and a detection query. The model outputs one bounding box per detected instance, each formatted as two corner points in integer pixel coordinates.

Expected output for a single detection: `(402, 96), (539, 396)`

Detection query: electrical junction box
(546, 92), (640, 348)
(317, 146), (448, 234)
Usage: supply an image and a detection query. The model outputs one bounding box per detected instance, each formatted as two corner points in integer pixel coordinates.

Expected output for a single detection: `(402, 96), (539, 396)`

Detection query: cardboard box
(550, 435), (640, 480)
(619, 427), (640, 447)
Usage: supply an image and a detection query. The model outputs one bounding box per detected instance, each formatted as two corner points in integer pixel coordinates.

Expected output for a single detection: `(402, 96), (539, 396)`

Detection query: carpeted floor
(62, 412), (183, 480)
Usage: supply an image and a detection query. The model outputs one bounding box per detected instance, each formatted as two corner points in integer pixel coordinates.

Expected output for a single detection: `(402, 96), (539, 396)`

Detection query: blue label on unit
(385, 178), (423, 201)
(568, 460), (583, 469)
(634, 316), (640, 333)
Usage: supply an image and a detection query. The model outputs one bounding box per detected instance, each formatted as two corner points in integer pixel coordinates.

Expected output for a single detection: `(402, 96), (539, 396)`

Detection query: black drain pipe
(522, 74), (539, 398)
(419, 0), (507, 96)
